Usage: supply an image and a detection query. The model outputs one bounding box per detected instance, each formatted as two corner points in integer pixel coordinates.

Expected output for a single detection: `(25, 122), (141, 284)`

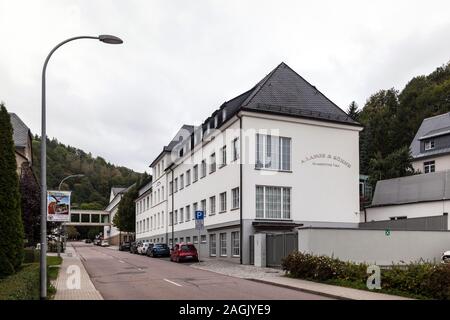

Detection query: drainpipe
(171, 168), (175, 249)
(237, 113), (243, 264)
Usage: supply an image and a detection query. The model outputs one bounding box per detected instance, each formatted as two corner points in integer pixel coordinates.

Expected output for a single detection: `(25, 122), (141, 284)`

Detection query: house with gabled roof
(135, 62), (362, 265)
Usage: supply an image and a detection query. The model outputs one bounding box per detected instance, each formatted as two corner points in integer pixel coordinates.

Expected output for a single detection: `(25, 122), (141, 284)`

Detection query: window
(161, 186), (164, 200)
(185, 205), (190, 221)
(232, 138), (239, 161)
(219, 233), (227, 256)
(169, 181), (173, 195)
(186, 170), (191, 186)
(158, 189), (160, 202)
(222, 109), (227, 120)
(179, 208), (184, 223)
(201, 160), (207, 178)
(256, 134), (291, 171)
(180, 174), (184, 190)
(210, 153), (216, 173)
(201, 199), (207, 216)
(209, 196), (216, 215)
(256, 185), (291, 219)
(174, 178), (178, 192)
(193, 202), (198, 220)
(157, 212), (160, 228)
(169, 212), (173, 226)
(193, 165), (199, 182)
(219, 192), (227, 212)
(231, 187), (239, 209)
(201, 235), (207, 244)
(174, 210), (178, 224)
(231, 231), (240, 257)
(424, 161), (435, 173)
(193, 236), (198, 244)
(209, 234), (217, 256)
(180, 237), (184, 243)
(146, 197), (149, 210)
(161, 211), (164, 227)
(425, 140), (435, 151)
(220, 146), (227, 168)
(186, 236), (191, 243)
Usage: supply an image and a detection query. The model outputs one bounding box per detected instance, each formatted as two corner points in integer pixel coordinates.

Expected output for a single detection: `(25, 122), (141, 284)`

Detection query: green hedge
(0, 263), (40, 300)
(282, 251), (450, 300)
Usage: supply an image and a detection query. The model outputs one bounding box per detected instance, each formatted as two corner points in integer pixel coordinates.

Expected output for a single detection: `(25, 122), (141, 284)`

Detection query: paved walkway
(53, 243), (103, 300)
(191, 260), (412, 300)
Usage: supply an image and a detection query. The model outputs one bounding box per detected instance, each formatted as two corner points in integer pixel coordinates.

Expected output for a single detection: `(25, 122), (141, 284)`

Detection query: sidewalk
(192, 260), (412, 300)
(53, 243), (103, 300)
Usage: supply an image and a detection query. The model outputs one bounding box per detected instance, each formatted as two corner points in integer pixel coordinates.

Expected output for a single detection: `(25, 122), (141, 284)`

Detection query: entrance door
(266, 232), (298, 267)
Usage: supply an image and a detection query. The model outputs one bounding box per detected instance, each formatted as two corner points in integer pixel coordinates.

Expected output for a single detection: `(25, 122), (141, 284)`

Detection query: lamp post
(40, 35), (123, 300)
(56, 174), (84, 257)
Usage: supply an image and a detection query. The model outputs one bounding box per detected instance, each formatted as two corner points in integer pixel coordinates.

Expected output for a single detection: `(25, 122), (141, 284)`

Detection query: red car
(170, 243), (199, 262)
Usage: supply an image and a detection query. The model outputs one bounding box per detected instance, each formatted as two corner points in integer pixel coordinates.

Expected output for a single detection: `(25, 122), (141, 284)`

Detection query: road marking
(138, 268), (143, 271)
(119, 260), (125, 263)
(163, 278), (182, 287)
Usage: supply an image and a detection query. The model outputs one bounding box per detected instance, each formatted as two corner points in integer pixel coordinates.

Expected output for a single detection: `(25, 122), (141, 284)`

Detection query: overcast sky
(1, 0), (450, 173)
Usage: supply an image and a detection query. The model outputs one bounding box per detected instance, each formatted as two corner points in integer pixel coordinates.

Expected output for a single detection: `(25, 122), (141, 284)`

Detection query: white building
(104, 186), (134, 245)
(135, 62), (362, 264)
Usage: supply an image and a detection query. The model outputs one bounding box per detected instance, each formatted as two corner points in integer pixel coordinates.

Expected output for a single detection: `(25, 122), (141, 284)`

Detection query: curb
(246, 278), (352, 300)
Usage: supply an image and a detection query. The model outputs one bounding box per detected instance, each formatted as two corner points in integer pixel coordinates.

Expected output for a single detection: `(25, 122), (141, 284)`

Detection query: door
(266, 232), (298, 267)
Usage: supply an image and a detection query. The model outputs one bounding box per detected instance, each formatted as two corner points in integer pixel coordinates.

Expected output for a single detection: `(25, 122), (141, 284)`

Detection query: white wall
(298, 227), (450, 265)
(412, 154), (450, 173)
(365, 201), (450, 230)
(242, 112), (361, 224)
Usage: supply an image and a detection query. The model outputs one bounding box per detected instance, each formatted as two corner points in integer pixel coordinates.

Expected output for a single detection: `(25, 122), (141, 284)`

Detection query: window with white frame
(186, 169), (191, 186)
(193, 202), (198, 220)
(201, 234), (207, 243)
(174, 210), (178, 224)
(169, 212), (173, 226)
(158, 189), (160, 202)
(219, 233), (227, 256)
(232, 137), (239, 161)
(219, 192), (227, 212)
(201, 199), (207, 216)
(157, 212), (160, 227)
(424, 140), (435, 151)
(186, 236), (191, 243)
(161, 186), (164, 200)
(169, 182), (173, 195)
(424, 161), (435, 173)
(256, 134), (291, 171)
(193, 165), (199, 182)
(210, 153), (216, 173)
(174, 178), (178, 192)
(179, 207), (184, 223)
(209, 196), (216, 215)
(256, 185), (291, 219)
(161, 211), (164, 227)
(180, 174), (184, 190)
(231, 231), (240, 257)
(220, 146), (227, 167)
(231, 187), (239, 209)
(185, 205), (190, 221)
(209, 234), (216, 256)
(193, 235), (198, 244)
(201, 160), (207, 178)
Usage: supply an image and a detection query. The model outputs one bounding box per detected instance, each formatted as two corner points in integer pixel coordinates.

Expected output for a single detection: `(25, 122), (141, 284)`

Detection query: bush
(282, 251), (450, 300)
(0, 263), (40, 300)
(0, 252), (15, 278)
(23, 248), (40, 263)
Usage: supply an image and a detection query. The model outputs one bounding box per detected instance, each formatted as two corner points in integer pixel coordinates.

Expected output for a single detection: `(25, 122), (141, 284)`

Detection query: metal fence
(266, 233), (298, 267)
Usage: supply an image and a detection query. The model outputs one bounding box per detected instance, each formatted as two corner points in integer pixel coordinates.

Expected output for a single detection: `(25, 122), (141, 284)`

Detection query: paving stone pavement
(193, 259), (285, 279)
(53, 244), (103, 300)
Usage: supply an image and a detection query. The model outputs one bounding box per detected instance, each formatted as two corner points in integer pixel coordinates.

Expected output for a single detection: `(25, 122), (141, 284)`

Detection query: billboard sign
(47, 190), (71, 222)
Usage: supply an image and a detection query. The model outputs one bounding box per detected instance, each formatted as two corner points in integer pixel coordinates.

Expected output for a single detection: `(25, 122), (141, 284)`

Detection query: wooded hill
(350, 61), (450, 185)
(32, 136), (144, 209)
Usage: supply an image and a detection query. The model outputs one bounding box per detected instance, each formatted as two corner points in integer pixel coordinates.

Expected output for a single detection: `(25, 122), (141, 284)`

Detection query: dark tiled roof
(411, 112), (450, 158)
(370, 171), (450, 207)
(9, 113), (31, 147)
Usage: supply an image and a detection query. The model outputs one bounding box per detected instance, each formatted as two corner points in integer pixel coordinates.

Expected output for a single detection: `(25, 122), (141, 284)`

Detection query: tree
(346, 101), (360, 121)
(113, 184), (138, 234)
(66, 226), (80, 240)
(0, 104), (24, 276)
(19, 163), (40, 247)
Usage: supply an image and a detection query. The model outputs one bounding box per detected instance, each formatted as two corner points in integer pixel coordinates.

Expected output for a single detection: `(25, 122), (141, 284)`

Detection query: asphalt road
(72, 242), (332, 300)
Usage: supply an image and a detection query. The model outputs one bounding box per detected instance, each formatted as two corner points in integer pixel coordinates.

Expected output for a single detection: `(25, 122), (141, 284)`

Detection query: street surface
(72, 242), (332, 300)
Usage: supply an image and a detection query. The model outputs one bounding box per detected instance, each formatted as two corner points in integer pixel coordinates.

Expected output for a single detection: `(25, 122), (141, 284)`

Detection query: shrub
(23, 248), (40, 263)
(0, 263), (40, 300)
(282, 251), (450, 300)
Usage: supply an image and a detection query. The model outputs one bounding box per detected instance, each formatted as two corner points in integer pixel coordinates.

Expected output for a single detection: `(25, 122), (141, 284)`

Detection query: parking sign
(195, 210), (204, 220)
(195, 210), (204, 230)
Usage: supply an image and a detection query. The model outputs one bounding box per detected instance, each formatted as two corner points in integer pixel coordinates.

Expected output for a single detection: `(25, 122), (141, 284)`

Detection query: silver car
(442, 251), (450, 264)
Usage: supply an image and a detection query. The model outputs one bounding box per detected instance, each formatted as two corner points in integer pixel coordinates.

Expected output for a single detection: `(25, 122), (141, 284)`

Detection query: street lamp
(56, 174), (85, 258)
(40, 35), (122, 299)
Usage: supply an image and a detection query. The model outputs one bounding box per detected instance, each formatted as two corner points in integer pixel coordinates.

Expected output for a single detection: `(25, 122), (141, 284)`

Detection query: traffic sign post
(195, 211), (204, 261)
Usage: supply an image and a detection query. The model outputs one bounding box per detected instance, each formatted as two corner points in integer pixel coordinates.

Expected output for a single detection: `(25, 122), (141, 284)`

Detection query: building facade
(104, 186), (134, 245)
(10, 113), (33, 175)
(135, 62), (362, 264)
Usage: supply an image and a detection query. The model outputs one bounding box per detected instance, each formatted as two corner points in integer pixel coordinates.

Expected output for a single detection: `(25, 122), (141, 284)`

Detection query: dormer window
(425, 140), (435, 151)
(222, 109), (227, 120)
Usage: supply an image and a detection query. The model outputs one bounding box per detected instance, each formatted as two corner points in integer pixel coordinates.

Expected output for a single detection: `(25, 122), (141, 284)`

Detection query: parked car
(100, 240), (109, 247)
(442, 251), (450, 264)
(147, 243), (170, 257)
(119, 242), (131, 251)
(85, 239), (92, 244)
(93, 238), (101, 246)
(130, 242), (138, 254)
(170, 243), (199, 263)
(138, 242), (153, 255)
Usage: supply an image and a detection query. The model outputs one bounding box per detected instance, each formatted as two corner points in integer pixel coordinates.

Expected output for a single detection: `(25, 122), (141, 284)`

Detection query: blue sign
(195, 210), (204, 220)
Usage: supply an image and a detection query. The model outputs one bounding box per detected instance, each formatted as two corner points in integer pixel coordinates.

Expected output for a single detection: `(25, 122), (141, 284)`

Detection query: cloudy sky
(1, 0), (450, 173)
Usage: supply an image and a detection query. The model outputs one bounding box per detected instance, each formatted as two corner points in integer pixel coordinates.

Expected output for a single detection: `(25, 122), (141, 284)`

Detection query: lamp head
(98, 35), (123, 44)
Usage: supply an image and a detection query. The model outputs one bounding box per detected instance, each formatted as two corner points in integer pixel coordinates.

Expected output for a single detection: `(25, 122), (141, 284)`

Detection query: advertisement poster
(47, 190), (71, 222)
